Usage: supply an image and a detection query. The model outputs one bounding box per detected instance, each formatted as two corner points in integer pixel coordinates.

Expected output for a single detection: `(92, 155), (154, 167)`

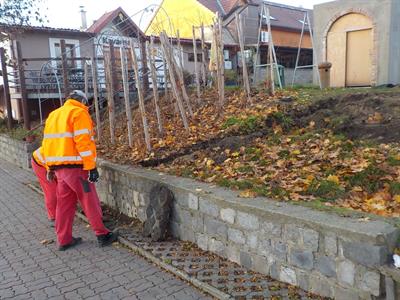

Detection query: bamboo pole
(160, 32), (189, 132)
(236, 13), (251, 103)
(104, 50), (115, 144)
(192, 26), (201, 103)
(149, 37), (164, 136)
(90, 56), (101, 141)
(200, 23), (207, 88)
(129, 39), (151, 152)
(120, 46), (134, 147)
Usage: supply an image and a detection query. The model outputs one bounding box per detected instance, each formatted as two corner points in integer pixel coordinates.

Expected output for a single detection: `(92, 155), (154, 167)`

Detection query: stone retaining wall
(97, 160), (400, 299)
(0, 134), (39, 169)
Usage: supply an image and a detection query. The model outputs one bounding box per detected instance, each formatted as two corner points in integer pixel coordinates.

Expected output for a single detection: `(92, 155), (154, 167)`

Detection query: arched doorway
(326, 13), (373, 87)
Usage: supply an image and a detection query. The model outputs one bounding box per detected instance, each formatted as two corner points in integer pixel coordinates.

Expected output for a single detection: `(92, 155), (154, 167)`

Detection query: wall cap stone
(98, 159), (400, 249)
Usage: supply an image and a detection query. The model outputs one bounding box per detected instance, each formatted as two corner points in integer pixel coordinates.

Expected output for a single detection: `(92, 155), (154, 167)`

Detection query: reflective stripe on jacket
(32, 146), (46, 168)
(42, 99), (96, 171)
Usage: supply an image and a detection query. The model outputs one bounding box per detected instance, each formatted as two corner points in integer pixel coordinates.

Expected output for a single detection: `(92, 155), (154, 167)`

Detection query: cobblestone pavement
(0, 159), (211, 300)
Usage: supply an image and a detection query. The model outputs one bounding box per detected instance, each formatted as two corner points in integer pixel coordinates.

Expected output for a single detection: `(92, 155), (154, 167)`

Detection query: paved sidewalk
(0, 159), (210, 300)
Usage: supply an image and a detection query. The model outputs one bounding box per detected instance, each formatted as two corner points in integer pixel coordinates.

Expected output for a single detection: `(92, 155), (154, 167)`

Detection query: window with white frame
(49, 38), (81, 69)
(260, 31), (269, 43)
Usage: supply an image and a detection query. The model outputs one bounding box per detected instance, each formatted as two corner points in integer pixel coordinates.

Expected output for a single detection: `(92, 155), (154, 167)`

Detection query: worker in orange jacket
(31, 146), (57, 226)
(42, 90), (117, 251)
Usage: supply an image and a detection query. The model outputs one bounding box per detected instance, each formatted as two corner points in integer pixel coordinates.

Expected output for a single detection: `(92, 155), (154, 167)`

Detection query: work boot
(58, 237), (82, 251)
(97, 231), (118, 247)
(49, 219), (55, 228)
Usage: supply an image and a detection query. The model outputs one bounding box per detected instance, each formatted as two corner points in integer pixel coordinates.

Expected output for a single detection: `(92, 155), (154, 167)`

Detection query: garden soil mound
(293, 91), (400, 143)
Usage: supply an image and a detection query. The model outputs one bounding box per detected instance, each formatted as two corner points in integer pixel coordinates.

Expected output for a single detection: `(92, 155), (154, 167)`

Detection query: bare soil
(292, 91), (400, 143)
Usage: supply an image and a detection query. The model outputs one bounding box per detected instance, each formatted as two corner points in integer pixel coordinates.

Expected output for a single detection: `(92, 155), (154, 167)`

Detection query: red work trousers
(31, 158), (57, 220)
(54, 168), (109, 246)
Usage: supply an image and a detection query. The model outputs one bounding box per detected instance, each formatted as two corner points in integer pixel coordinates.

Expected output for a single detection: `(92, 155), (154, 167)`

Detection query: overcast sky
(42, 0), (333, 30)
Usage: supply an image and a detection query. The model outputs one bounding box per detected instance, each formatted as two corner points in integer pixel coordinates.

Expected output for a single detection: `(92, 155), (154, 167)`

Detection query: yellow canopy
(146, 0), (215, 39)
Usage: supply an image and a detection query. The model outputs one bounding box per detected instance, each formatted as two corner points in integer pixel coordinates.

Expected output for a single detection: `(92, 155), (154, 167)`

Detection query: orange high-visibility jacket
(42, 99), (96, 171)
(32, 146), (46, 168)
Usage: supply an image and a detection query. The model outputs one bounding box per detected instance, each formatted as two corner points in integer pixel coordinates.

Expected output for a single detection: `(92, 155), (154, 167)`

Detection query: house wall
(271, 28), (311, 49)
(14, 32), (93, 71)
(388, 0), (400, 85)
(313, 0), (394, 87)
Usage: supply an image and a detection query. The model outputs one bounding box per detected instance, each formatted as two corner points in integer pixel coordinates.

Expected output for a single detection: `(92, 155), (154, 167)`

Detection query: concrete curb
(27, 183), (233, 300)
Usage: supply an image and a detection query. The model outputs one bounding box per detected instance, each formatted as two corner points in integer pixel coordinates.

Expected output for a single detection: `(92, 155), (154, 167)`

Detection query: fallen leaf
(327, 175), (340, 185)
(40, 239), (54, 245)
(239, 190), (257, 198)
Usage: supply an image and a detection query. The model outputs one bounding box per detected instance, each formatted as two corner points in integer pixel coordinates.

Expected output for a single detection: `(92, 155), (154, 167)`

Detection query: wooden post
(109, 42), (117, 105)
(213, 25), (221, 104)
(130, 39), (151, 152)
(218, 16), (225, 106)
(60, 39), (70, 99)
(84, 61), (89, 97)
(149, 37), (164, 136)
(200, 23), (207, 87)
(169, 44), (194, 118)
(90, 56), (101, 141)
(0, 48), (13, 129)
(160, 32), (189, 132)
(120, 47), (134, 147)
(16, 41), (30, 130)
(139, 39), (150, 96)
(266, 7), (275, 95)
(236, 13), (251, 103)
(176, 30), (184, 69)
(104, 50), (115, 144)
(192, 26), (201, 103)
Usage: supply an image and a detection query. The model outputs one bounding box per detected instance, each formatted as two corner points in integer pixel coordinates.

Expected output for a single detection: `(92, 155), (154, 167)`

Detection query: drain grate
(118, 227), (326, 300)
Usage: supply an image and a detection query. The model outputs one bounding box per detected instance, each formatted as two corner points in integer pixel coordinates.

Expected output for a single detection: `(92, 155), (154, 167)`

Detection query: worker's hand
(88, 168), (99, 183)
(46, 171), (55, 182)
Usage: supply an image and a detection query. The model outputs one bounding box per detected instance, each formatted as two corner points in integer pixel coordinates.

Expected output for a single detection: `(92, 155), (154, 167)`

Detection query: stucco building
(314, 0), (400, 87)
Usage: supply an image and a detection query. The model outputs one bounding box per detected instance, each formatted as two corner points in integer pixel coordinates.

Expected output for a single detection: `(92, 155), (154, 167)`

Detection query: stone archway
(322, 9), (377, 87)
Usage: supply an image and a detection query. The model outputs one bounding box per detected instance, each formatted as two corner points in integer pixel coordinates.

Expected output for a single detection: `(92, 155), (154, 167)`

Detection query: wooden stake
(200, 23), (207, 87)
(16, 41), (30, 130)
(130, 39), (152, 152)
(160, 32), (189, 132)
(218, 16), (225, 106)
(176, 30), (183, 69)
(120, 46), (134, 147)
(214, 16), (225, 110)
(266, 7), (275, 95)
(104, 50), (115, 144)
(109, 42), (117, 105)
(236, 13), (251, 103)
(60, 39), (70, 100)
(0, 47), (13, 129)
(84, 61), (89, 97)
(149, 37), (164, 136)
(192, 26), (201, 103)
(90, 56), (101, 141)
(164, 35), (194, 117)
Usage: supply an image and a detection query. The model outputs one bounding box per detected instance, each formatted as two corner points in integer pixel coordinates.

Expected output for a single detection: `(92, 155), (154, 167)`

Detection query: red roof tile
(86, 7), (145, 37)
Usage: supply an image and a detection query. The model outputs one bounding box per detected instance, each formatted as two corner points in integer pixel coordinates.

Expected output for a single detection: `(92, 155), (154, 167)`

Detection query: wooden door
(346, 29), (372, 87)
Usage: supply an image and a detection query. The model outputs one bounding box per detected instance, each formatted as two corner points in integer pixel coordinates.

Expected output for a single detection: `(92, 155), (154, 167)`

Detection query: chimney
(80, 6), (87, 30)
